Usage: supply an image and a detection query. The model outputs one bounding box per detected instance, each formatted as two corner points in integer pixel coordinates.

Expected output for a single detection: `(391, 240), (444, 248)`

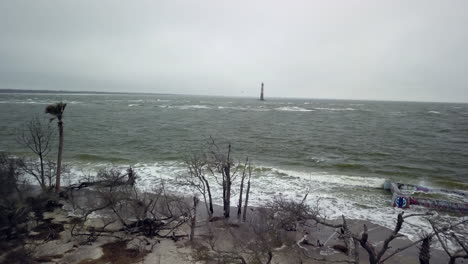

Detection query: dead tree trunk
(237, 157), (248, 220)
(242, 161), (252, 222)
(223, 144), (232, 218)
(202, 177), (214, 215)
(266, 251), (273, 264)
(353, 212), (431, 264)
(419, 236), (431, 264)
(190, 196), (199, 241)
(342, 215), (359, 264)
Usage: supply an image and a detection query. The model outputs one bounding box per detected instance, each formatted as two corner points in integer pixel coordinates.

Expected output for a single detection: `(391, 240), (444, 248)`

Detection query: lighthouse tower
(260, 82), (264, 101)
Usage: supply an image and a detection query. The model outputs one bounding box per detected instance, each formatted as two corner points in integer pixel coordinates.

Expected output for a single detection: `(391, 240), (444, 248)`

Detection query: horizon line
(0, 88), (466, 104)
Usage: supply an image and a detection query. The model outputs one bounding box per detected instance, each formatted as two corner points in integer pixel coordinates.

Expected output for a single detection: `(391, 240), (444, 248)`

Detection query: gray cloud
(1, 0), (467, 102)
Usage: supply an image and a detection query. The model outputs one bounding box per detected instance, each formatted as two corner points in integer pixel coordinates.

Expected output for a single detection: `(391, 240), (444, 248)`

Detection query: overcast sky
(1, 1), (467, 102)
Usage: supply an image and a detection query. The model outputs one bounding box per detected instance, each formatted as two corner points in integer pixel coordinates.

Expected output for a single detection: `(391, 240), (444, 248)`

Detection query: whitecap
(275, 106), (313, 112)
(217, 106), (251, 111)
(170, 105), (210, 110)
(314, 107), (356, 111)
(428, 111), (440, 114)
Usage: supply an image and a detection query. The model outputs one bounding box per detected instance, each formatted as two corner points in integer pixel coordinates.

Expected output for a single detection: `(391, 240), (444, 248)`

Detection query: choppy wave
(170, 105), (211, 110)
(217, 106), (269, 112)
(275, 106), (313, 112)
(390, 111), (407, 116)
(0, 100), (82, 105)
(314, 107), (356, 111)
(73, 154), (130, 163)
(0, 100), (49, 104)
(217, 106), (247, 110)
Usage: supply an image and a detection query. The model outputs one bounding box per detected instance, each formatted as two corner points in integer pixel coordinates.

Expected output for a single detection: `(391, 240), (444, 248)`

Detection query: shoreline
(0, 180), (462, 264)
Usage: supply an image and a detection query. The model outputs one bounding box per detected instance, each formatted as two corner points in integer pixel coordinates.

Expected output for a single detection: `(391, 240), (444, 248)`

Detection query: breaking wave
(275, 106), (314, 112)
(60, 160), (460, 242)
(314, 107), (356, 111)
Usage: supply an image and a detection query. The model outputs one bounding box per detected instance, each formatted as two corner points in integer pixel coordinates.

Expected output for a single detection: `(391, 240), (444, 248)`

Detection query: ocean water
(1, 93), (467, 239)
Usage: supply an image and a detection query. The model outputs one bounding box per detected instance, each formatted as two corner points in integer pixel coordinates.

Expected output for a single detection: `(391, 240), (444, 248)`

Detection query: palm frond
(45, 102), (67, 119)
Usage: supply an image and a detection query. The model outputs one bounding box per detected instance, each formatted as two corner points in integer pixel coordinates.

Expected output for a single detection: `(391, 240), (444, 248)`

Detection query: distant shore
(0, 88), (172, 96)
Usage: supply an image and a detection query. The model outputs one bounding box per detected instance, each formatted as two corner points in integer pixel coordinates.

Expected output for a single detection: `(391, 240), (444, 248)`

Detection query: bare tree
(0, 153), (25, 201)
(66, 169), (192, 241)
(353, 212), (435, 264)
(17, 117), (55, 191)
(206, 138), (239, 218)
(0, 153), (32, 245)
(180, 152), (213, 217)
(430, 218), (468, 264)
(265, 195), (449, 264)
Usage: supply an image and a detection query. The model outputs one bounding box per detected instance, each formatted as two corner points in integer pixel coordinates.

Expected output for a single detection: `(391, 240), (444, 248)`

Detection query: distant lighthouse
(260, 82), (264, 101)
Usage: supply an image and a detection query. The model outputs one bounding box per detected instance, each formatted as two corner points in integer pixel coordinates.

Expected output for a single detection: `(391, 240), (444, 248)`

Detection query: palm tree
(45, 102), (67, 193)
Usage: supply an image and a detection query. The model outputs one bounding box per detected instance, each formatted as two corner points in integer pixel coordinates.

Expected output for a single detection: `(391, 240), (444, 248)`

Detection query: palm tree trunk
(55, 120), (64, 192)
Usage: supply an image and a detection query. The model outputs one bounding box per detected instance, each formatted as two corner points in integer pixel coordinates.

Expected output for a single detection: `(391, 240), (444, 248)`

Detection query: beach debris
(384, 181), (468, 213)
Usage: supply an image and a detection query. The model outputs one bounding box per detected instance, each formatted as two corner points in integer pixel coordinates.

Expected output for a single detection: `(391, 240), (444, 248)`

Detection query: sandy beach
(0, 185), (454, 264)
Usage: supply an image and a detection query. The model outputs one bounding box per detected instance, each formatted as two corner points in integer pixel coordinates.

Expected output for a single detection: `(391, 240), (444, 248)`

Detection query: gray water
(1, 93), (467, 238)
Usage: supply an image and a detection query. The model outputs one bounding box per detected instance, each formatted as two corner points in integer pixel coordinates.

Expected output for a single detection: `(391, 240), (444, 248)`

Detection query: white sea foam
(428, 111), (440, 114)
(217, 106), (268, 111)
(164, 105), (211, 110)
(272, 168), (387, 189)
(0, 100), (82, 105)
(314, 107), (356, 111)
(217, 106), (247, 110)
(0, 100), (49, 104)
(275, 106), (313, 112)
(59, 161), (466, 243)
